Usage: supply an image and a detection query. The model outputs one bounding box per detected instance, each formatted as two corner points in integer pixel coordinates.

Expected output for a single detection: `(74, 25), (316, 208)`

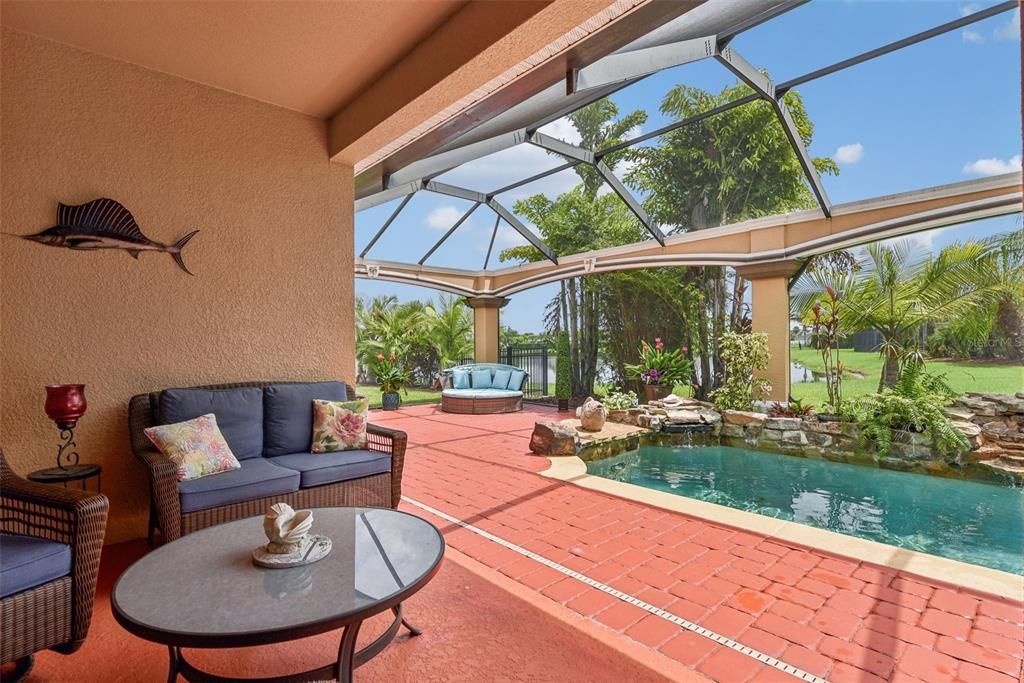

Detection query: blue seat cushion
(264, 382), (349, 457)
(270, 450), (391, 488)
(491, 368), (513, 390)
(452, 368), (470, 390)
(178, 458), (299, 513)
(509, 369), (526, 391)
(161, 387), (263, 460)
(470, 369), (492, 389)
(0, 534), (72, 598)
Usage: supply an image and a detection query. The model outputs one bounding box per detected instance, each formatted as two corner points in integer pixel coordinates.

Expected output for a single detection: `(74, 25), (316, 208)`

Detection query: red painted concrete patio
(383, 403), (1023, 683)
(22, 403), (1024, 682)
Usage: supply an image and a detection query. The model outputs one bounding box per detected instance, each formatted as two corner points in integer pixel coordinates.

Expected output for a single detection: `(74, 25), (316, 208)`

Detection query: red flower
(376, 353), (385, 360)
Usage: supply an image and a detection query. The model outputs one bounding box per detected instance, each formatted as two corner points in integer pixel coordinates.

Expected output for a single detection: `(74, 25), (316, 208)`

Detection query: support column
(465, 296), (509, 364)
(735, 261), (801, 402)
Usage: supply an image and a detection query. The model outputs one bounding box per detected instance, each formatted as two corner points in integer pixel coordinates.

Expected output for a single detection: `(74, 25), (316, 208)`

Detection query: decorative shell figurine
(263, 503), (313, 554)
(253, 503), (332, 569)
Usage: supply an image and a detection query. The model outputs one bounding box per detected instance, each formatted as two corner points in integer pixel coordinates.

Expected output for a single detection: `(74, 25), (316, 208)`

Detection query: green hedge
(555, 331), (571, 401)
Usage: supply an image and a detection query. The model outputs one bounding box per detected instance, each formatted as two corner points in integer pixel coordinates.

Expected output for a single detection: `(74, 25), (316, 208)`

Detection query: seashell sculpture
(263, 503), (313, 554)
(253, 503), (332, 569)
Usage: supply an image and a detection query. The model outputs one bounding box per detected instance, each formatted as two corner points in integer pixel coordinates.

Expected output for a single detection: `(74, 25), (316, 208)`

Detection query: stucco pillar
(465, 296), (509, 363)
(735, 262), (801, 402)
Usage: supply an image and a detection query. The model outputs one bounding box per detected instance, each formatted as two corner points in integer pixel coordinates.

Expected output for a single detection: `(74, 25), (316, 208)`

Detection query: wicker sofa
(129, 380), (407, 544)
(0, 449), (109, 680)
(441, 363), (529, 414)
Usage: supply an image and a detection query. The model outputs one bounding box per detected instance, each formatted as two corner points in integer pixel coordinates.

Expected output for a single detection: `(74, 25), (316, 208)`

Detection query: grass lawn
(789, 346), (1024, 406)
(357, 385), (441, 409)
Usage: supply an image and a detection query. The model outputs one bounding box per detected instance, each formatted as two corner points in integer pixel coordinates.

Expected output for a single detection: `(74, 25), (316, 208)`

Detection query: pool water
(587, 445), (1024, 575)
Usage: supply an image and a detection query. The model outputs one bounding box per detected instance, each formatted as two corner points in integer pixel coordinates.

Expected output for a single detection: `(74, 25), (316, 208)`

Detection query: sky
(355, 0), (1022, 333)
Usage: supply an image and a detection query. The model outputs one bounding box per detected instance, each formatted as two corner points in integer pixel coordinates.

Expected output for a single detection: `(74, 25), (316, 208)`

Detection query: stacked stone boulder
(607, 397), (721, 433)
(946, 392), (1024, 479)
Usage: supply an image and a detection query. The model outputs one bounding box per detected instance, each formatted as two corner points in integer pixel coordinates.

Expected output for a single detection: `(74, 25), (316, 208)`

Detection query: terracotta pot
(381, 391), (401, 411)
(643, 383), (672, 403)
(45, 384), (87, 428)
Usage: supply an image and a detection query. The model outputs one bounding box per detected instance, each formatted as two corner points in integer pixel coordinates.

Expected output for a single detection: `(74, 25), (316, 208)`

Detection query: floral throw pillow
(311, 398), (368, 453)
(144, 413), (241, 481)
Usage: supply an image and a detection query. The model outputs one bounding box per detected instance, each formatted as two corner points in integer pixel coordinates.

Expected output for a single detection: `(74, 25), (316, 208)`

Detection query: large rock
(723, 410), (767, 426)
(764, 417), (802, 431)
(529, 421), (578, 456)
(664, 409), (702, 425)
(576, 397), (608, 432)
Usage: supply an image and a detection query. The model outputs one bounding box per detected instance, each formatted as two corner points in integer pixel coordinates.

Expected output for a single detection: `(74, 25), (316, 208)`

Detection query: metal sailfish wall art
(15, 198), (199, 275)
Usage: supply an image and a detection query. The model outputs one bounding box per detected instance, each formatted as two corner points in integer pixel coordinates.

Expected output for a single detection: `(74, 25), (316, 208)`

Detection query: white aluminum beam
(487, 198), (558, 264)
(354, 179), (425, 212)
(715, 46), (830, 217)
(527, 131), (594, 164)
(424, 181), (489, 204)
(571, 36), (716, 94)
(419, 202), (481, 264)
(595, 160), (666, 245)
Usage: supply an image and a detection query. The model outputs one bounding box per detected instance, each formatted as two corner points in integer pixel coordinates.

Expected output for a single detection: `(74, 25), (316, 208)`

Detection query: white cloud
(424, 205), (463, 230)
(962, 29), (985, 44)
(537, 117), (583, 145)
(962, 154), (1022, 176)
(994, 10), (1020, 40)
(835, 143), (864, 164)
(959, 3), (980, 16)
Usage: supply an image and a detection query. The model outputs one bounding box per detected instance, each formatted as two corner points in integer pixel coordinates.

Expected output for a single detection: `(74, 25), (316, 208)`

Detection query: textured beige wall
(0, 29), (354, 543)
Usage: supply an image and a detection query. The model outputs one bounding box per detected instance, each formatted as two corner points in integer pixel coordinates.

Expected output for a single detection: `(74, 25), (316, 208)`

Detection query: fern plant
(845, 362), (968, 457)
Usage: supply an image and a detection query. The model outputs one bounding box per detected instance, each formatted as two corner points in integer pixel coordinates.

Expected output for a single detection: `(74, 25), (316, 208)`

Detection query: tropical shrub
(845, 362), (968, 457)
(372, 353), (410, 394)
(767, 398), (814, 418)
(555, 332), (571, 402)
(603, 390), (639, 411)
(625, 338), (693, 386)
(711, 332), (772, 411)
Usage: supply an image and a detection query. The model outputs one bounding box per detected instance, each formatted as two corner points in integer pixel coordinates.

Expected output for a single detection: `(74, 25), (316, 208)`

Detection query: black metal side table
(27, 463), (102, 491)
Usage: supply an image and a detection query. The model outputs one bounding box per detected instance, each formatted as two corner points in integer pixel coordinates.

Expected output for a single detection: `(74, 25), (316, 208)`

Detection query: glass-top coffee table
(112, 507), (444, 682)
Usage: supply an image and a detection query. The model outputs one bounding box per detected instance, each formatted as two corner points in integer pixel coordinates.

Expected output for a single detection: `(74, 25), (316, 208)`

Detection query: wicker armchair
(0, 449), (109, 679)
(129, 381), (408, 544)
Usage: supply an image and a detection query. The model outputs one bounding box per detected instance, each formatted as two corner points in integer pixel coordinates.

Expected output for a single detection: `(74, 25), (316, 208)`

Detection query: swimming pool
(587, 445), (1024, 575)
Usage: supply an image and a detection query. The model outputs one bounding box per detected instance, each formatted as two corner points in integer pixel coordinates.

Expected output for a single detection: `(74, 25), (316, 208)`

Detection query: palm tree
(793, 237), (1005, 389)
(424, 294), (474, 371)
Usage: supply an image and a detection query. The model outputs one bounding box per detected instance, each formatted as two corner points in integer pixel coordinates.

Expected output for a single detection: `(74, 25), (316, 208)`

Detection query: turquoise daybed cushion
(491, 368), (513, 390)
(471, 369), (492, 389)
(508, 369), (526, 391)
(452, 368), (470, 390)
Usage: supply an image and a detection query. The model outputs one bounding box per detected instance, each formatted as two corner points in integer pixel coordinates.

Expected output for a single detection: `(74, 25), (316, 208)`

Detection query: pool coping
(540, 455), (1024, 602)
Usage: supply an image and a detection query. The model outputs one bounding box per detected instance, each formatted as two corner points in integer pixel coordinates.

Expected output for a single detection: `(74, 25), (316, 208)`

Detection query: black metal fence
(503, 344), (549, 399)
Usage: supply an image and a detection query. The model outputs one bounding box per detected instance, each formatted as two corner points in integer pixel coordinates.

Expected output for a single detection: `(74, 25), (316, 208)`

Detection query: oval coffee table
(112, 507), (444, 682)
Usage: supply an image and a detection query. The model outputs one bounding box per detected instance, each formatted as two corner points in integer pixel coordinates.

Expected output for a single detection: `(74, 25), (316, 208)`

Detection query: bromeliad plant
(625, 338), (693, 386)
(372, 353), (411, 394)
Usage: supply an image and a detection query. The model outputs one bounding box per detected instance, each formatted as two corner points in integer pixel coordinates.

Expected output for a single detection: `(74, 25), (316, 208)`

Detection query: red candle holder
(44, 384), (87, 469)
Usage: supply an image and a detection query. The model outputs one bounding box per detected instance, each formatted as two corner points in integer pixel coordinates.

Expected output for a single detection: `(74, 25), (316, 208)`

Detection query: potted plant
(625, 338), (693, 403)
(555, 331), (571, 412)
(372, 352), (409, 410)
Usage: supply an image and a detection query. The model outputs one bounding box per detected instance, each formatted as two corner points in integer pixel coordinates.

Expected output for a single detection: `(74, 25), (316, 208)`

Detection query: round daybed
(441, 363), (529, 414)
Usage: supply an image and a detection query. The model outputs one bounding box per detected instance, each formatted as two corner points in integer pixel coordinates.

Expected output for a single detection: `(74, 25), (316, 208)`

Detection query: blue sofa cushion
(263, 382), (348, 457)
(270, 450), (391, 488)
(452, 368), (470, 390)
(0, 534), (72, 598)
(509, 369), (526, 391)
(441, 388), (522, 399)
(471, 369), (492, 389)
(491, 368), (513, 390)
(178, 458), (299, 513)
(160, 387), (264, 460)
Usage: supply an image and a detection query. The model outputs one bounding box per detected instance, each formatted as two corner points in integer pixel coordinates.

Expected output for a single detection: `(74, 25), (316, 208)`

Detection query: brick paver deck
(384, 403), (1024, 683)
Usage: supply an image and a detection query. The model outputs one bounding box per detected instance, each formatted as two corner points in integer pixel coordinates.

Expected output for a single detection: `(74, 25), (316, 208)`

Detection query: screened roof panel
(355, 0), (1020, 270)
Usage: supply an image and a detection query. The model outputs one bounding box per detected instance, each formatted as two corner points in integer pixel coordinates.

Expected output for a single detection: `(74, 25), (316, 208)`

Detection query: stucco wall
(0, 29), (354, 543)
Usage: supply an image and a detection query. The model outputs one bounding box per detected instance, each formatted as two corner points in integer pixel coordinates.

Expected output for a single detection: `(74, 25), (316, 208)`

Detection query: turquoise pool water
(587, 446), (1024, 575)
